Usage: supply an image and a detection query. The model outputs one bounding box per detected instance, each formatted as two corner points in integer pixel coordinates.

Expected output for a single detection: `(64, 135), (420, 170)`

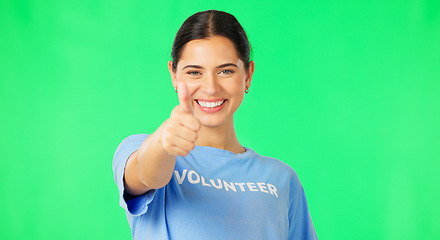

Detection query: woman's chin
(197, 115), (233, 129)
(199, 119), (224, 128)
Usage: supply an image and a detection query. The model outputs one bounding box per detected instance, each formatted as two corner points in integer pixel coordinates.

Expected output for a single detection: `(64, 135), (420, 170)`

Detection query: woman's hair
(171, 10), (251, 71)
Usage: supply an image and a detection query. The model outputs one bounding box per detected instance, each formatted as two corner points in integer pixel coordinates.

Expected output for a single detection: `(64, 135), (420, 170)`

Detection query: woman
(113, 10), (317, 239)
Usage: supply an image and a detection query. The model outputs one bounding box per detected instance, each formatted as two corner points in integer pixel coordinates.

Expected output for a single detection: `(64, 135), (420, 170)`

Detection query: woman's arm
(124, 82), (200, 196)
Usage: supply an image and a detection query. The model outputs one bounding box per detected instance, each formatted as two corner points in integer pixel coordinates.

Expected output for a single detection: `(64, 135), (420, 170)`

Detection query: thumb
(177, 82), (193, 113)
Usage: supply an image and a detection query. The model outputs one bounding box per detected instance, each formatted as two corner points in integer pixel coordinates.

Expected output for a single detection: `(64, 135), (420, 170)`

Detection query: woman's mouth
(196, 100), (225, 108)
(195, 99), (226, 112)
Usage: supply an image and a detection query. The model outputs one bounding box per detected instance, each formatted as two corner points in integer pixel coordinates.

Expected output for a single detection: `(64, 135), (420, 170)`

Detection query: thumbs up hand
(160, 82), (201, 156)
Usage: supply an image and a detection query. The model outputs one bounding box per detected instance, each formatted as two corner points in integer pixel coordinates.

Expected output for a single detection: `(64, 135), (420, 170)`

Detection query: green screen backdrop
(1, 0), (439, 239)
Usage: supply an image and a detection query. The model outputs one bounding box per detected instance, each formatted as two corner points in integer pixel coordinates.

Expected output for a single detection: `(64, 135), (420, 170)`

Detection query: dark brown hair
(171, 10), (252, 71)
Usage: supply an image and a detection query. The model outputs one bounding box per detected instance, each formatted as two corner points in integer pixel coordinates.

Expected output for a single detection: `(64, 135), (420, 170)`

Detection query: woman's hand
(161, 82), (201, 156)
(124, 82), (200, 194)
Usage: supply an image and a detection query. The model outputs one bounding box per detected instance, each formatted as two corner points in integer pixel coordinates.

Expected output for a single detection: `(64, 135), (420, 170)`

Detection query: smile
(196, 100), (226, 108)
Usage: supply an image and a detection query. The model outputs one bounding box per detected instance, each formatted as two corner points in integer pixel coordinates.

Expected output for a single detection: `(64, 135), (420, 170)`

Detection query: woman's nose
(200, 73), (219, 95)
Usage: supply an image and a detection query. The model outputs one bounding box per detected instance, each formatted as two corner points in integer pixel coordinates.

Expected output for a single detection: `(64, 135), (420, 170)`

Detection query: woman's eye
(187, 71), (201, 76)
(220, 69), (234, 74)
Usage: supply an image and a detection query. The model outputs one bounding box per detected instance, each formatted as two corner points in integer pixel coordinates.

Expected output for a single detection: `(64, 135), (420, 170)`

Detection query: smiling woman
(170, 35), (251, 129)
(112, 10), (318, 240)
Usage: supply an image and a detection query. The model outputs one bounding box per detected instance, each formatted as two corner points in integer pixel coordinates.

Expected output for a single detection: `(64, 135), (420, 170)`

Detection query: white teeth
(197, 100), (225, 108)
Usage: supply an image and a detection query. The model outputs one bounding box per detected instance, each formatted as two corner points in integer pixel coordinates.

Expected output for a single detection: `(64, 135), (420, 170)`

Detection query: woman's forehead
(178, 36), (243, 68)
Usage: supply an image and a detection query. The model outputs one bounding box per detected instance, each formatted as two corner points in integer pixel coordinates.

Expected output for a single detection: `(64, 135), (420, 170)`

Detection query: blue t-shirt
(113, 134), (317, 240)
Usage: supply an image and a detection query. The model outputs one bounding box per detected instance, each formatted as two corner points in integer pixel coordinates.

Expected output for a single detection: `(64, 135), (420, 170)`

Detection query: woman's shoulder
(249, 149), (300, 179)
(114, 134), (149, 155)
(246, 150), (304, 194)
(120, 133), (149, 143)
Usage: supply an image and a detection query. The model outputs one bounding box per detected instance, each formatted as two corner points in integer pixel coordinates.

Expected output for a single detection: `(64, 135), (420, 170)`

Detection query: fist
(161, 82), (201, 156)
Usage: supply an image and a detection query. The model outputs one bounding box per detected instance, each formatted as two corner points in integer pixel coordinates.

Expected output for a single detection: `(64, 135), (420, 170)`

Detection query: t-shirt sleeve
(112, 134), (156, 216)
(288, 182), (318, 239)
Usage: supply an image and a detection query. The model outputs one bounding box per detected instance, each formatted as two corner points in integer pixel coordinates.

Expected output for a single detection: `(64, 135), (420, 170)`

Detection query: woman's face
(169, 35), (254, 128)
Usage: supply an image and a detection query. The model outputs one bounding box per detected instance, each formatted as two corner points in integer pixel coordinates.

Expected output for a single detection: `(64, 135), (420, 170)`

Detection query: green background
(1, 0), (439, 239)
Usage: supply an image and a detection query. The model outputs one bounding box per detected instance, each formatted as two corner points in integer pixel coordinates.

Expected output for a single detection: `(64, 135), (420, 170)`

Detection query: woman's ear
(168, 60), (178, 89)
(245, 60), (255, 90)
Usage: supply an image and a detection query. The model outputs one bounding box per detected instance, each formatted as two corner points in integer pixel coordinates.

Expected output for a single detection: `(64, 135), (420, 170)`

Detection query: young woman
(113, 10), (317, 240)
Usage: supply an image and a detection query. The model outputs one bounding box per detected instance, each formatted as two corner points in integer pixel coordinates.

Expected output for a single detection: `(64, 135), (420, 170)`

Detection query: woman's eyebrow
(182, 65), (203, 70)
(182, 63), (238, 70)
(217, 63), (238, 68)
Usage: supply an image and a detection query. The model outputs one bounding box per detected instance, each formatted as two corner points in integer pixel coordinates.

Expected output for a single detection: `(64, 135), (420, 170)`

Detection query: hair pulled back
(171, 10), (251, 71)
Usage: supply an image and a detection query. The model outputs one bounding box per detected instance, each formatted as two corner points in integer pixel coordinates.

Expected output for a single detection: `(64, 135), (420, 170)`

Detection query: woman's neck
(195, 118), (245, 154)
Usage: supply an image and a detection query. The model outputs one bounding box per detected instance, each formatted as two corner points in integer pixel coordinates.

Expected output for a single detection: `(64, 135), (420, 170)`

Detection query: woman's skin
(124, 36), (255, 196)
